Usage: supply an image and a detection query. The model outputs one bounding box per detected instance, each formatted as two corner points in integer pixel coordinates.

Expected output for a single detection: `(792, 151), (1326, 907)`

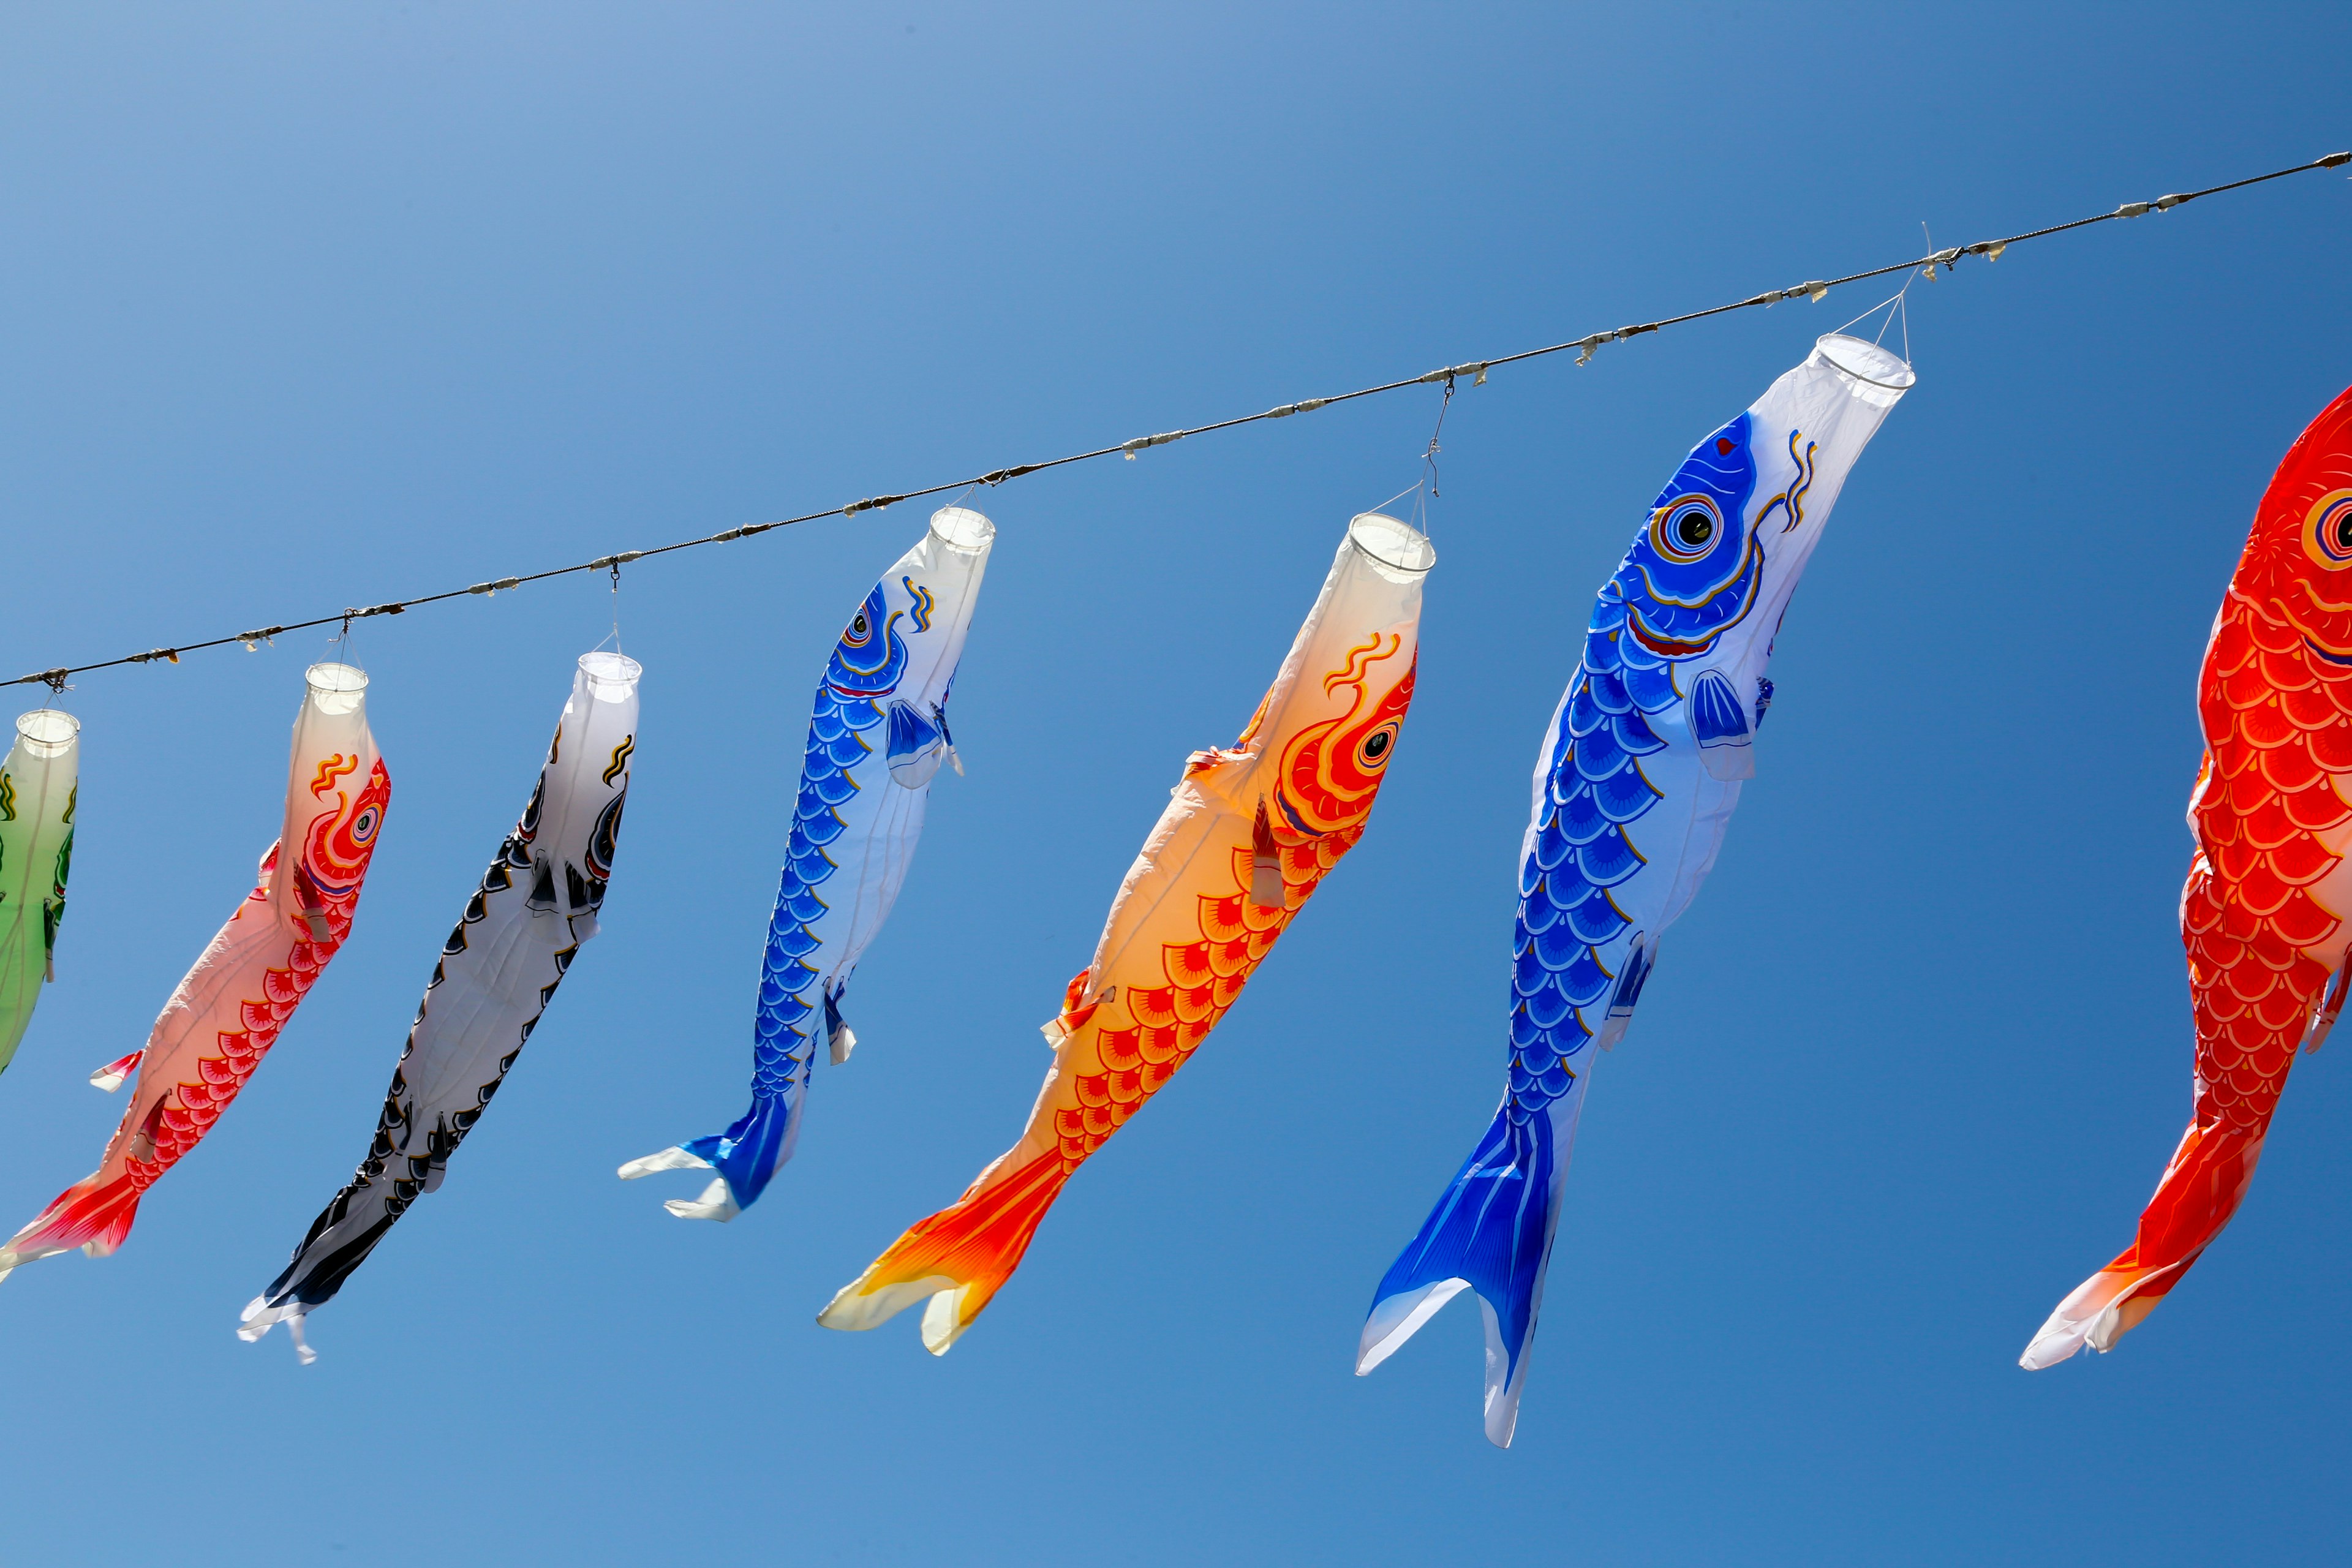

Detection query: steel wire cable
(13, 148), (2346, 691)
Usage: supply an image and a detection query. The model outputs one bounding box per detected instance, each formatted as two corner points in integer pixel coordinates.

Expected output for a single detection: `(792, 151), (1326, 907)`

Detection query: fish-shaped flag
(0, 662), (389, 1281)
(819, 510), (1434, 1352)
(240, 652), (639, 1360)
(2021, 385), (2352, 1369)
(0, 708), (78, 1082)
(620, 508), (993, 1220)
(1358, 334), (1913, 1445)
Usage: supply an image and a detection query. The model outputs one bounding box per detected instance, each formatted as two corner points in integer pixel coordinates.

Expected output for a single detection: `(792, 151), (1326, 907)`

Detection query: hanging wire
(1834, 282), (1916, 362)
(594, 558), (627, 657)
(7, 148), (2344, 691)
(1411, 374), (1456, 538)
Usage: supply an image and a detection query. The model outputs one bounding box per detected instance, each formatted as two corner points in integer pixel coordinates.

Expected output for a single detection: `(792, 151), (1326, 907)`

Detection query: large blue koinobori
(1357, 334), (1916, 1446)
(621, 507), (997, 1220)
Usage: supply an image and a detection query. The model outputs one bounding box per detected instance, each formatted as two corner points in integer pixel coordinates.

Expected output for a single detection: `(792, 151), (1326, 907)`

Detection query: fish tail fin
(619, 1083), (804, 1223)
(818, 1147), (1072, 1354)
(237, 1296), (318, 1364)
(2021, 1114), (2265, 1369)
(1358, 1105), (1561, 1448)
(0, 1167), (145, 1281)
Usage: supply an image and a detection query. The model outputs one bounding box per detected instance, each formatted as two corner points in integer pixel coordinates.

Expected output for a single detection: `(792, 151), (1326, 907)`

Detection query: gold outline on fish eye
(1648, 494), (1724, 564)
(2301, 490), (2352, 571)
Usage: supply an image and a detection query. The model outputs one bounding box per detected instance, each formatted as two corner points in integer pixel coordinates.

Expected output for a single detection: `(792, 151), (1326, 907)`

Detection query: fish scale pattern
(2187, 594), (2350, 1141)
(1054, 827), (1356, 1167)
(0, 752), (390, 1274)
(1508, 579), (1675, 1121)
(134, 875), (350, 1188)
(753, 678), (883, 1106)
(2027, 385), (2352, 1366)
(138, 759), (390, 1189)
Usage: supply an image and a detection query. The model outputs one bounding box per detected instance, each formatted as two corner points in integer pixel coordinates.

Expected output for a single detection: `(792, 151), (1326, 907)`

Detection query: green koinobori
(0, 709), (78, 1077)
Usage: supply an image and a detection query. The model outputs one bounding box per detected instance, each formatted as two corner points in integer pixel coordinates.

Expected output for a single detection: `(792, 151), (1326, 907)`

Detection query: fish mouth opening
(1626, 622), (1718, 658)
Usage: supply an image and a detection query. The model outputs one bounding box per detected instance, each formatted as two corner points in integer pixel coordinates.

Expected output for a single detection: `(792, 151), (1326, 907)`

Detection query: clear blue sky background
(2, 4), (2348, 1563)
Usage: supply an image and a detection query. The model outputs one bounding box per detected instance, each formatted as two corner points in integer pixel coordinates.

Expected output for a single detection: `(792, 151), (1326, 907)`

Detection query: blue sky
(2, 3), (2348, 1562)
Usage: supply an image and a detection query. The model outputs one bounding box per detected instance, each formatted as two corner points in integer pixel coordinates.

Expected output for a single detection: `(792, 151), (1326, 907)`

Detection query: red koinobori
(2024, 386), (2352, 1367)
(0, 662), (389, 1283)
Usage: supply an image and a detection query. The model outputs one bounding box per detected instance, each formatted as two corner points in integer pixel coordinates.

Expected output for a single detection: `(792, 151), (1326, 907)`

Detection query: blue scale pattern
(1370, 410), (1765, 1385)
(684, 581), (914, 1211)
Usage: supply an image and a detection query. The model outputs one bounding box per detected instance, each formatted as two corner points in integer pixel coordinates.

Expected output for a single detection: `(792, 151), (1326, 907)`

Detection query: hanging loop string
(6, 148), (2344, 690)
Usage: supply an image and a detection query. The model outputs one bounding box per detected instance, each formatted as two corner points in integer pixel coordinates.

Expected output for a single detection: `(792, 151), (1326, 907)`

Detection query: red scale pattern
(2077, 386), (2352, 1335)
(0, 756), (390, 1267)
(124, 888), (358, 1194)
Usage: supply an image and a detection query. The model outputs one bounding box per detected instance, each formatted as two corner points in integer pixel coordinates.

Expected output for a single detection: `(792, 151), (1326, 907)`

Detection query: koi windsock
(0, 708), (78, 1080)
(0, 663), (388, 1282)
(622, 508), (993, 1220)
(1359, 334), (1913, 1446)
(820, 511), (1434, 1352)
(241, 652), (637, 1360)
(2022, 385), (2352, 1370)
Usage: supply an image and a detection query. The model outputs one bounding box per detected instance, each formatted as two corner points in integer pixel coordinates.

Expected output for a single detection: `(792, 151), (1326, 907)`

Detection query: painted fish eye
(1357, 724), (1396, 768)
(1649, 495), (1725, 564)
(845, 611), (871, 644)
(2307, 492), (2352, 568)
(351, 810), (377, 841)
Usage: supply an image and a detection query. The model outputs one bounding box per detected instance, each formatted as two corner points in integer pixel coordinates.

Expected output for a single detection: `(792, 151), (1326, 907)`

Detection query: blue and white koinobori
(1357, 335), (1913, 1445)
(622, 507), (994, 1220)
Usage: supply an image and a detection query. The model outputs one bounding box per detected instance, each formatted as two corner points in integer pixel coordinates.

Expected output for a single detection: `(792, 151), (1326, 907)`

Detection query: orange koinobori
(0, 663), (390, 1282)
(2023, 384), (2352, 1367)
(819, 511), (1434, 1351)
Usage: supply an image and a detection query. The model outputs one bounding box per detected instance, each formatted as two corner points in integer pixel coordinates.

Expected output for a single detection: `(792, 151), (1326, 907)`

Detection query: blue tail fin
(619, 1082), (802, 1221)
(1358, 1104), (1561, 1447)
(683, 1090), (797, 1213)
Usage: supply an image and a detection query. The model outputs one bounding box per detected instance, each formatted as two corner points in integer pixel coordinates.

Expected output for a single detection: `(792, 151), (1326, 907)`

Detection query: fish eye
(846, 612), (870, 643)
(1359, 726), (1394, 766)
(1650, 496), (1724, 564)
(353, 810), (377, 839)
(2305, 494), (2352, 567)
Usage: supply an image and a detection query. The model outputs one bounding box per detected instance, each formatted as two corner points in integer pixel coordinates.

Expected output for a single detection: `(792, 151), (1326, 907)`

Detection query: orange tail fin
(0, 1167), (145, 1280)
(2021, 1115), (2266, 1368)
(818, 1148), (1071, 1352)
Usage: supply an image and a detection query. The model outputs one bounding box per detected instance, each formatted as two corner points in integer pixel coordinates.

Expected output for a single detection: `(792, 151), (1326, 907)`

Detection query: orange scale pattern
(1054, 831), (1357, 1167)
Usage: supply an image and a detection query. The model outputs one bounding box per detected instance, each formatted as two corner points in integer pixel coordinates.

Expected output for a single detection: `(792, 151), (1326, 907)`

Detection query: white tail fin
(89, 1050), (141, 1092)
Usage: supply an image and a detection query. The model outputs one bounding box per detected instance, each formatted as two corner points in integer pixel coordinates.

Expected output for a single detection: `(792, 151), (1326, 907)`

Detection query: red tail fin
(818, 1149), (1072, 1352)
(2022, 1116), (2266, 1368)
(0, 1167), (145, 1277)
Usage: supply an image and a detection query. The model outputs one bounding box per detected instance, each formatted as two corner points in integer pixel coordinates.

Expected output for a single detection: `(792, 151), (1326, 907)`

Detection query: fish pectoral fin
(885, 700), (948, 789)
(1250, 799), (1285, 909)
(1688, 669), (1756, 781)
(89, 1050), (143, 1092)
(1592, 934), (1659, 1050)
(824, 991), (858, 1065)
(2305, 963), (2350, 1054)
